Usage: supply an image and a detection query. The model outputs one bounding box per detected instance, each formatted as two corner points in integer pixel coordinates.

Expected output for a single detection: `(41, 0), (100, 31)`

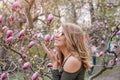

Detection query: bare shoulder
(63, 56), (81, 73)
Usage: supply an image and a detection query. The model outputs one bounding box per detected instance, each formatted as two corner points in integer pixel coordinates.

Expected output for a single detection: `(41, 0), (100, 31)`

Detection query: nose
(54, 34), (59, 38)
(54, 33), (60, 40)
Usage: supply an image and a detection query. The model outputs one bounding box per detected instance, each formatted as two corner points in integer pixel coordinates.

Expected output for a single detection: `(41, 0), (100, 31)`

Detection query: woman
(42, 23), (91, 80)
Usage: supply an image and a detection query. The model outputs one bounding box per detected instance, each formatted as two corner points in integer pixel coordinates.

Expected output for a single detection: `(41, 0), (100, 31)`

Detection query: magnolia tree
(0, 0), (120, 80)
(0, 0), (60, 80)
(88, 0), (120, 80)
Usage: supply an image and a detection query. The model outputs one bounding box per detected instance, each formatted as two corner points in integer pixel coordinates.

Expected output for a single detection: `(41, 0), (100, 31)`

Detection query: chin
(54, 43), (59, 47)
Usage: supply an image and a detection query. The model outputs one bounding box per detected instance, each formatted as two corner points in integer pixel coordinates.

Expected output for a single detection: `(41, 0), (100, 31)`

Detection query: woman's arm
(42, 44), (60, 69)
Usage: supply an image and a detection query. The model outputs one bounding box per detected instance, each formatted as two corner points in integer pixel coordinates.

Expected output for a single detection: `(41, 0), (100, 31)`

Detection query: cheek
(60, 37), (66, 45)
(54, 37), (66, 47)
(60, 40), (66, 45)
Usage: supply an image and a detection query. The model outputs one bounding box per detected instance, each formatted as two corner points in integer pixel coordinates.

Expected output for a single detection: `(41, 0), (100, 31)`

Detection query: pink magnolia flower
(107, 4), (113, 9)
(31, 72), (39, 80)
(105, 25), (109, 30)
(101, 40), (105, 47)
(102, 35), (107, 41)
(115, 58), (120, 63)
(9, 14), (14, 21)
(47, 63), (53, 68)
(114, 44), (118, 48)
(6, 30), (13, 38)
(1, 26), (8, 33)
(98, 22), (103, 28)
(44, 34), (51, 42)
(32, 33), (38, 39)
(28, 41), (35, 48)
(18, 30), (25, 38)
(1, 73), (9, 80)
(0, 15), (3, 24)
(22, 53), (28, 59)
(47, 14), (54, 24)
(18, 58), (23, 63)
(99, 51), (104, 57)
(19, 47), (25, 53)
(117, 30), (120, 35)
(12, 1), (19, 11)
(22, 62), (30, 70)
(6, 37), (13, 44)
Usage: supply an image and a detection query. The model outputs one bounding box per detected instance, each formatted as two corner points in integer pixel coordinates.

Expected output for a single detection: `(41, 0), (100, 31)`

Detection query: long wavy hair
(56, 23), (91, 71)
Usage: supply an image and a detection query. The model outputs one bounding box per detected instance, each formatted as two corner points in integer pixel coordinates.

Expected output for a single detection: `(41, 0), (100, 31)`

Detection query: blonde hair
(57, 23), (91, 71)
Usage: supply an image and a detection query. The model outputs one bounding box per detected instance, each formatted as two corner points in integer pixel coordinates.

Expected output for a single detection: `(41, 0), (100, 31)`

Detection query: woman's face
(54, 27), (66, 48)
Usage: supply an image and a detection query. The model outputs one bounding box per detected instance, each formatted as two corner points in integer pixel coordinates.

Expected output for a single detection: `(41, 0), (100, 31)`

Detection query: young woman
(42, 23), (91, 80)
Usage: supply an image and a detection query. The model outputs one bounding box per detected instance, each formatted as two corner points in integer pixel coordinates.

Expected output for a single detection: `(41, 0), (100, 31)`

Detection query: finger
(49, 49), (58, 60)
(49, 49), (55, 57)
(42, 44), (51, 55)
(49, 49), (55, 55)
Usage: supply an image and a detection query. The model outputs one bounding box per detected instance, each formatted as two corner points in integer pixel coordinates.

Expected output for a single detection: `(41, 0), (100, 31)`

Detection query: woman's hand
(42, 44), (59, 69)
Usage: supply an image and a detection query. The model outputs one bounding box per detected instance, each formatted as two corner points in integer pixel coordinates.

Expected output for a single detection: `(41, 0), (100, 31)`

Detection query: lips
(54, 40), (60, 45)
(54, 39), (60, 42)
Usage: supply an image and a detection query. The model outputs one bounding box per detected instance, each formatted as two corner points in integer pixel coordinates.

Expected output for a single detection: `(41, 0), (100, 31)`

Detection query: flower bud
(47, 63), (53, 68)
(6, 37), (13, 44)
(98, 22), (103, 28)
(1, 73), (8, 80)
(22, 53), (28, 59)
(105, 25), (109, 30)
(114, 44), (118, 48)
(107, 4), (113, 9)
(47, 14), (54, 24)
(31, 72), (39, 80)
(102, 35), (107, 41)
(99, 51), (104, 57)
(44, 34), (51, 42)
(6, 30), (13, 38)
(18, 30), (25, 38)
(28, 41), (35, 48)
(117, 30), (120, 35)
(32, 33), (38, 39)
(12, 1), (19, 11)
(19, 47), (25, 53)
(0, 15), (3, 24)
(101, 40), (105, 47)
(1, 26), (8, 33)
(9, 14), (14, 21)
(22, 62), (30, 70)
(18, 58), (23, 63)
(115, 58), (119, 62)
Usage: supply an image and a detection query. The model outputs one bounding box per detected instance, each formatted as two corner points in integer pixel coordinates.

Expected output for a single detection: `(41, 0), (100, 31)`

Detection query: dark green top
(51, 55), (85, 80)
(51, 65), (85, 80)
